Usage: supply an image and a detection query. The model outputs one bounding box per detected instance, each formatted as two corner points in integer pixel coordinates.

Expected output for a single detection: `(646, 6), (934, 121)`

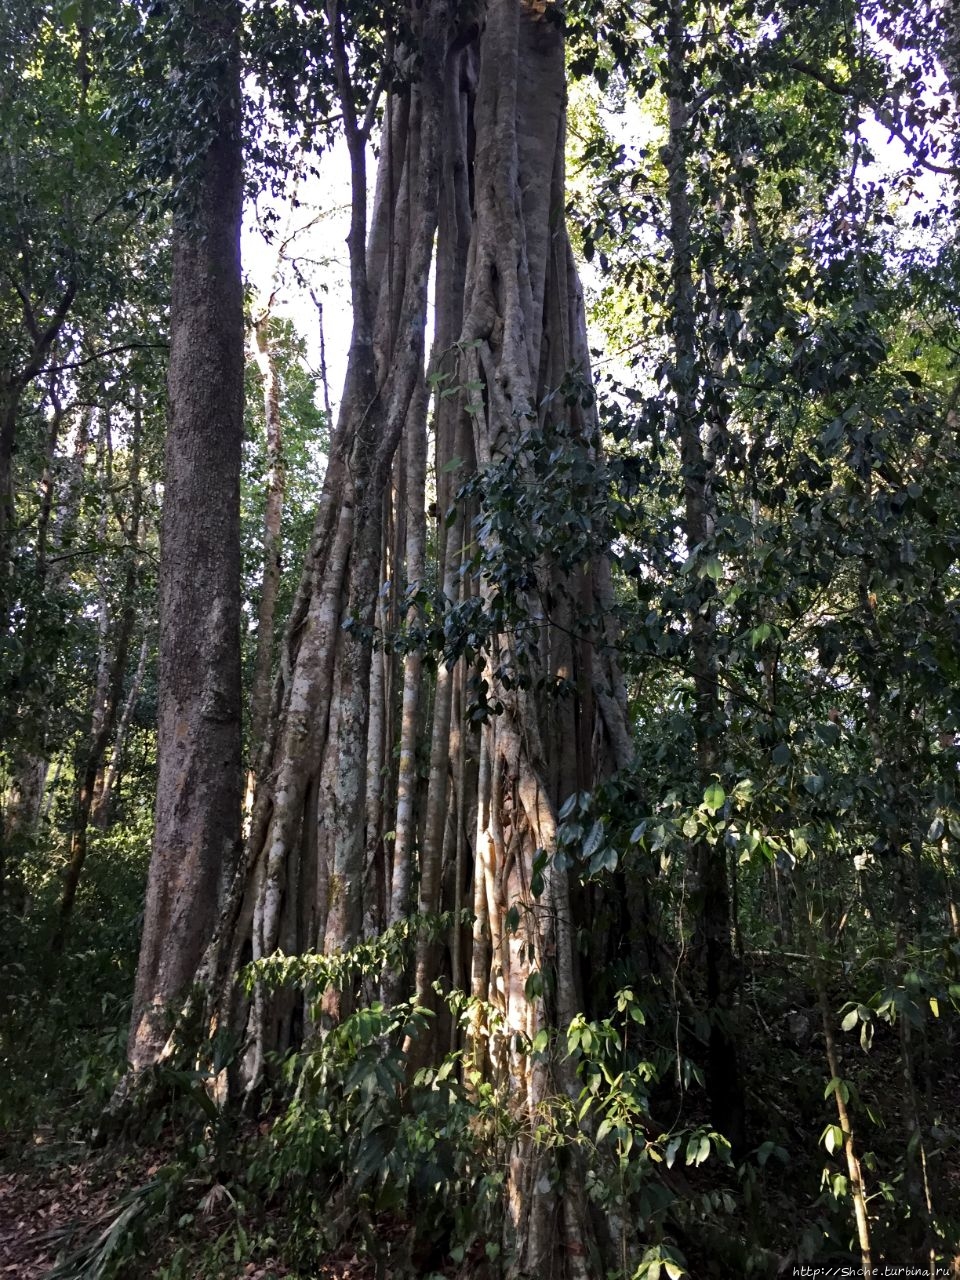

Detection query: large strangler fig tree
(133, 1), (633, 1272)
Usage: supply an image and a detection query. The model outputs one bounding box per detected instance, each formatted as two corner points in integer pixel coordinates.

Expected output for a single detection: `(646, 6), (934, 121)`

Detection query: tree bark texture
(447, 7), (630, 1272)
(202, 0), (449, 1084)
(128, 0), (245, 1072)
(179, 5), (632, 1270)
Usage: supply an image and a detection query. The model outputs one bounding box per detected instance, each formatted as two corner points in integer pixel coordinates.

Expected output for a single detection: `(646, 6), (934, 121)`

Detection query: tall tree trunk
(178, 36), (633, 1280)
(35, 373), (68, 579)
(318, 0), (447, 1019)
(128, 0), (244, 1072)
(247, 315), (286, 797)
(0, 379), (21, 574)
(202, 0), (450, 1086)
(388, 390), (428, 931)
(406, 30), (477, 1032)
(665, 0), (746, 1155)
(449, 4), (631, 1272)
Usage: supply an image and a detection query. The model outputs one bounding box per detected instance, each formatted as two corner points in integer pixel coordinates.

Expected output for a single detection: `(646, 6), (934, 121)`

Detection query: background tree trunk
(248, 316), (286, 771)
(92, 627), (151, 829)
(54, 402), (145, 950)
(665, 0), (746, 1155)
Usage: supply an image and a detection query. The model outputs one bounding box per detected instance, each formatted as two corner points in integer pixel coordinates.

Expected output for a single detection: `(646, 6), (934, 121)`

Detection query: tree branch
(43, 340), (168, 374)
(788, 59), (959, 179)
(21, 279), (79, 385)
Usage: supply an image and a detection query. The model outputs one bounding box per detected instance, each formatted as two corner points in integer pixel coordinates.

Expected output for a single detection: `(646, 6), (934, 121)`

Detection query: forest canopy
(0, 1), (958, 1277)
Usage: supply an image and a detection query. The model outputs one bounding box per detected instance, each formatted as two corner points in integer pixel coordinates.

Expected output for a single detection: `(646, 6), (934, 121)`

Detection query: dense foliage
(1, 0), (958, 1277)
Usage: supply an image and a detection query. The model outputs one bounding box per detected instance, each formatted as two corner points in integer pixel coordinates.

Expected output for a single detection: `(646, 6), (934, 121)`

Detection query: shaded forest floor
(2, 875), (960, 1279)
(2, 961), (959, 1279)
(0, 1135), (379, 1279)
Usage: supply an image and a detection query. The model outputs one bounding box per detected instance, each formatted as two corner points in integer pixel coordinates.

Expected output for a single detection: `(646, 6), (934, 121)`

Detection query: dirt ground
(0, 1133), (376, 1280)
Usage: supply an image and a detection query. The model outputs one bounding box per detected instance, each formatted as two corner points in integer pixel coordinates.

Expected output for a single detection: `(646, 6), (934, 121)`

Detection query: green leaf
(926, 816), (945, 842)
(771, 743), (791, 767)
(703, 782), (725, 814)
(824, 1077), (849, 1102)
(558, 793), (579, 820)
(822, 1124), (843, 1155)
(686, 1133), (710, 1165)
(524, 971), (544, 1001)
(583, 820), (604, 858)
(841, 1008), (859, 1032)
(590, 846), (618, 875)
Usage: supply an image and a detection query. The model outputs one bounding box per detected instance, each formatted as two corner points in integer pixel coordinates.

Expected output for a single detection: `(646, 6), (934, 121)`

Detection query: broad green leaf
(583, 820), (604, 858)
(822, 1124), (843, 1155)
(926, 816), (945, 842)
(524, 971), (544, 1001)
(703, 782), (725, 813)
